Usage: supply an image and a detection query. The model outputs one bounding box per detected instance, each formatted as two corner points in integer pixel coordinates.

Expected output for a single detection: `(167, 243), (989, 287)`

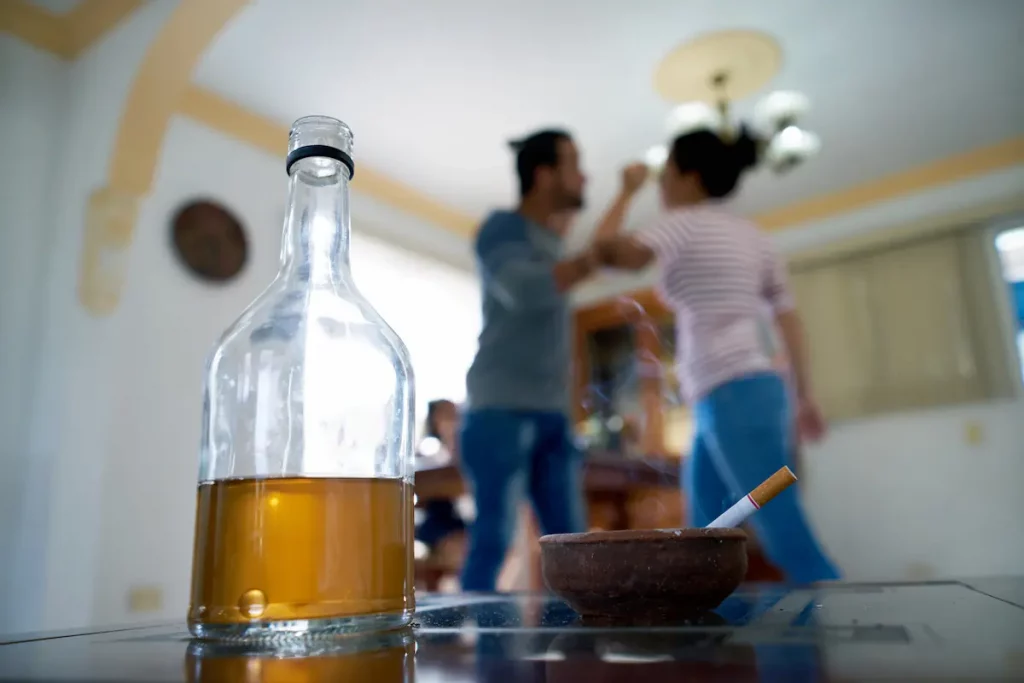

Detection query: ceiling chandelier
(646, 30), (821, 176)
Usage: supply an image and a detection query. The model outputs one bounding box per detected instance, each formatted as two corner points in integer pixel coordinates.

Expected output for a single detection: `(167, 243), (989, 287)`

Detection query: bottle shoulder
(207, 279), (413, 369)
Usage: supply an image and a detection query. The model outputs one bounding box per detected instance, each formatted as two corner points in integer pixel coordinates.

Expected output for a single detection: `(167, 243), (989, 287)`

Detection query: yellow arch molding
(79, 0), (249, 315)
(177, 85), (479, 238)
(0, 0), (143, 60)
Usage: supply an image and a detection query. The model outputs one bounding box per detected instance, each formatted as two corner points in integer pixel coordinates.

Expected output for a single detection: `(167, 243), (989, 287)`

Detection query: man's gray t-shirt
(465, 210), (570, 414)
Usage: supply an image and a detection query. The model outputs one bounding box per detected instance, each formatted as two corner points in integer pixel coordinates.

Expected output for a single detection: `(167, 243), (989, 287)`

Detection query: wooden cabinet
(571, 288), (688, 534)
(573, 288), (689, 461)
(573, 288), (784, 582)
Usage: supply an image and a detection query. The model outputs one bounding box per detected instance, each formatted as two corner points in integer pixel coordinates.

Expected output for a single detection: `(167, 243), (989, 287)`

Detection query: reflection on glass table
(2, 580), (1023, 681)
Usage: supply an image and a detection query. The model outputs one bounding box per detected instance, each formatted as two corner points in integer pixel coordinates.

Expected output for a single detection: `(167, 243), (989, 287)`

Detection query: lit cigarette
(705, 467), (798, 529)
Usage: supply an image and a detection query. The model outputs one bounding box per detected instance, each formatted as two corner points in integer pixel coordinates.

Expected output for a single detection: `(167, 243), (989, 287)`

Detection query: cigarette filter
(705, 466), (797, 529)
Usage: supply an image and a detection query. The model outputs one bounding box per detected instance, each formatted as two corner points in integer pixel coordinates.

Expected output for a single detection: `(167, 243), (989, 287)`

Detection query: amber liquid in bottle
(188, 477), (415, 627)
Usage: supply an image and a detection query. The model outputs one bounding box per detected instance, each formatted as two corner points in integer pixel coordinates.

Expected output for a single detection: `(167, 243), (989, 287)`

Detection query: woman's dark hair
(669, 126), (760, 199)
(425, 399), (456, 439)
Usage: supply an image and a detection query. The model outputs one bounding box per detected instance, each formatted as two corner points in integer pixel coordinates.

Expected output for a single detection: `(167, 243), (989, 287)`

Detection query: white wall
(6, 2), (182, 636)
(0, 35), (68, 636)
(802, 400), (1024, 580)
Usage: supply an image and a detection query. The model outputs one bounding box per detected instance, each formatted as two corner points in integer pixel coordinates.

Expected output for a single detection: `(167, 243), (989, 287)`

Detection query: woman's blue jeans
(689, 372), (840, 583)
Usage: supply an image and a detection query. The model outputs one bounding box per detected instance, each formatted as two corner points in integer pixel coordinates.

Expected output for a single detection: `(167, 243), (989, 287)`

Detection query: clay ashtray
(540, 528), (747, 624)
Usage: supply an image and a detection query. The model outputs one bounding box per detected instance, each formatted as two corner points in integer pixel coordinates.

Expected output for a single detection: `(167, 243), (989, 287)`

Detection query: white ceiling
(194, 0), (1024, 238)
(25, 0), (82, 15)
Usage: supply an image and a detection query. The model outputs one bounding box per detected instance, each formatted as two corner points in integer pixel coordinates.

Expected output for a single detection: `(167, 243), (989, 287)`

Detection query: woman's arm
(594, 234), (656, 270)
(591, 163), (648, 241)
(774, 310), (812, 403)
(478, 213), (598, 309)
(760, 240), (808, 398)
(776, 309), (827, 442)
(595, 210), (695, 272)
(761, 237), (827, 441)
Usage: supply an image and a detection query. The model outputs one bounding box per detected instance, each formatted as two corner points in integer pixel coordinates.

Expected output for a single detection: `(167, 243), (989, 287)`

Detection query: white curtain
(789, 226), (1016, 420)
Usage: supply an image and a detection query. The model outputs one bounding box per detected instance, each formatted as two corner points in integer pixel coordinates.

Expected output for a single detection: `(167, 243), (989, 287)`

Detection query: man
(459, 129), (645, 591)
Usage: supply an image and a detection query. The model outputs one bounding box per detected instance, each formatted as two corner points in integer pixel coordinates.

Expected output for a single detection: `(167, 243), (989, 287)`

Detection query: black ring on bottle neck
(286, 145), (355, 179)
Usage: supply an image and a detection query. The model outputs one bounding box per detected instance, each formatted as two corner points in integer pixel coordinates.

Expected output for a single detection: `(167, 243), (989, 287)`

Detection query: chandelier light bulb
(754, 90), (811, 132)
(995, 227), (1024, 253)
(419, 436), (441, 457)
(765, 126), (821, 172)
(665, 102), (724, 137)
(777, 125), (820, 154)
(646, 87), (819, 177)
(644, 144), (669, 172)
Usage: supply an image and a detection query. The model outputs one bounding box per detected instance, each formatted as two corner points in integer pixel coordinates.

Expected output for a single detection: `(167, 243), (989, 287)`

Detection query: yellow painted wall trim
(180, 86), (480, 237)
(789, 195), (1024, 269)
(110, 3), (247, 195)
(0, 0), (141, 59)
(0, 1), (67, 56)
(78, 188), (140, 316)
(756, 137), (1024, 230)
(179, 86), (287, 158)
(182, 85), (1024, 242)
(65, 0), (144, 58)
(80, 0), (249, 315)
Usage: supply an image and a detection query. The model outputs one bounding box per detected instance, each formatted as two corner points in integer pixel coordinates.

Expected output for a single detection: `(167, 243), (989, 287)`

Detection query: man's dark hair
(509, 128), (572, 198)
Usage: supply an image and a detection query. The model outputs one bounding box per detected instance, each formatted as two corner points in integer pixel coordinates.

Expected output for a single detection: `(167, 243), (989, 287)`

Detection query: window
(789, 225), (1017, 420)
(994, 226), (1024, 381)
(349, 232), (482, 430)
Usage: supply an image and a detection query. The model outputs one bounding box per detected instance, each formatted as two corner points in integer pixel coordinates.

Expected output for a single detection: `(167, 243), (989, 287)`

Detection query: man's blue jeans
(689, 372), (840, 584)
(459, 409), (586, 591)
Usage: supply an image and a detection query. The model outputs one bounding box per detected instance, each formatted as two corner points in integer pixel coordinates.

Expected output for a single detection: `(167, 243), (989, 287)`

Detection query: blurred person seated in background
(415, 399), (466, 552)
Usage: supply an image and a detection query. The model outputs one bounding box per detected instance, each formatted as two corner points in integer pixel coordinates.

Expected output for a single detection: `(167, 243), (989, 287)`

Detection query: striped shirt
(636, 206), (796, 403)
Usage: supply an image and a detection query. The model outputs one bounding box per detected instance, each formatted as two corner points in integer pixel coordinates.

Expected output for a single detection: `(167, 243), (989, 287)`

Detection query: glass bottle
(188, 116), (416, 640)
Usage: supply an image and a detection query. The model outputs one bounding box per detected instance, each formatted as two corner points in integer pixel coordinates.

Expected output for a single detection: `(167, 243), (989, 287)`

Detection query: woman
(415, 399), (466, 550)
(593, 128), (839, 582)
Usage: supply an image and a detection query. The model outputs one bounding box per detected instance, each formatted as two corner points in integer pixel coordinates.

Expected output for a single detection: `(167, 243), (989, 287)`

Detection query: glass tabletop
(2, 579), (1023, 682)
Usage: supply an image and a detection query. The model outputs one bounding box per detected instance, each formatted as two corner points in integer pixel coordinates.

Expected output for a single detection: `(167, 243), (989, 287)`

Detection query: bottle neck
(279, 157), (352, 286)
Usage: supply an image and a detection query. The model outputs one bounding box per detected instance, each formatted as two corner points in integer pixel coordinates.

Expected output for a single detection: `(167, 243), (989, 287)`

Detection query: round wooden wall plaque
(171, 200), (248, 283)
